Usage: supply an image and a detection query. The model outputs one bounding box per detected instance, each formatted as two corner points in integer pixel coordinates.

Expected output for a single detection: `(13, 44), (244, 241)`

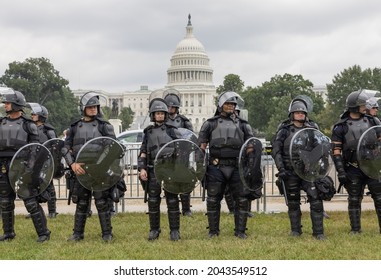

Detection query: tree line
(1, 57), (380, 140)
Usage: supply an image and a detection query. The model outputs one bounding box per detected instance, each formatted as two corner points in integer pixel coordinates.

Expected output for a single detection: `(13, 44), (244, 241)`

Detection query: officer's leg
(68, 184), (91, 241)
(147, 173), (162, 241)
(345, 173), (364, 234)
(24, 197), (50, 242)
(224, 187), (235, 214)
(94, 191), (112, 241)
(206, 179), (223, 237)
(46, 182), (58, 218)
(309, 198), (325, 240)
(0, 179), (16, 241)
(180, 192), (192, 216)
(367, 180), (381, 233)
(233, 195), (250, 239)
(166, 191), (181, 241)
(286, 175), (302, 236)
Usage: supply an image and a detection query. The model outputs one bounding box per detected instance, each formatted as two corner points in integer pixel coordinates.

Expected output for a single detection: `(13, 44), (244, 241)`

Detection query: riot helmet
(217, 91), (244, 115)
(164, 89), (181, 108)
(28, 103), (48, 122)
(149, 98), (168, 122)
(366, 97), (379, 110)
(346, 89), (369, 113)
(1, 89), (27, 112)
(79, 91), (101, 117)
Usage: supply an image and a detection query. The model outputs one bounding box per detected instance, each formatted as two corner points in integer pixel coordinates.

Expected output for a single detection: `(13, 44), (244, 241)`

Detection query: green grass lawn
(1, 210), (380, 260)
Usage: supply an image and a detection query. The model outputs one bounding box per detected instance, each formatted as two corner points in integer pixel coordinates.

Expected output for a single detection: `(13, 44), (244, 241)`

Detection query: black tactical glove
(337, 170), (348, 185)
(277, 168), (292, 180)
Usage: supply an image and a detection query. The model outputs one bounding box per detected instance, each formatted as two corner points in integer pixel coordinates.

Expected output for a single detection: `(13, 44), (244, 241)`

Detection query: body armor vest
(0, 118), (29, 151)
(146, 125), (174, 162)
(282, 125), (304, 169)
(209, 117), (244, 158)
(166, 115), (185, 128)
(37, 125), (49, 143)
(343, 117), (372, 161)
(72, 120), (103, 156)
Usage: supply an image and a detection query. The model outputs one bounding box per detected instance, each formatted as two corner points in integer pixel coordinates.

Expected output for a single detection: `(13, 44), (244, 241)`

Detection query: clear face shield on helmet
(217, 91), (244, 115)
(79, 91), (102, 117)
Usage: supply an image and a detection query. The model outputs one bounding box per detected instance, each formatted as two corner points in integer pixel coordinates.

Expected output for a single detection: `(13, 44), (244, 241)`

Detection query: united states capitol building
(73, 15), (327, 133)
(73, 15), (217, 133)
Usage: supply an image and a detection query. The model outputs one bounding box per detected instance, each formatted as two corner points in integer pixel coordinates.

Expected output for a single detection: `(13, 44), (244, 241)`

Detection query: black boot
(288, 209), (302, 236)
(206, 197), (221, 237)
(147, 197), (161, 241)
(234, 198), (249, 239)
(348, 208), (361, 234)
(167, 196), (181, 241)
(0, 210), (16, 242)
(310, 201), (325, 240)
(68, 212), (87, 241)
(180, 193), (192, 216)
(47, 185), (58, 218)
(30, 205), (50, 243)
(98, 211), (113, 241)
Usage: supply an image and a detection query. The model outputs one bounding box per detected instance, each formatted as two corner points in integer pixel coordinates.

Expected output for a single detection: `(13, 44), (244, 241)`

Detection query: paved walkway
(14, 196), (376, 215)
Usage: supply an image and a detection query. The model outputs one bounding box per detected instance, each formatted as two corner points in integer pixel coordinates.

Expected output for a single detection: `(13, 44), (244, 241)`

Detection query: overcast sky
(1, 0), (381, 93)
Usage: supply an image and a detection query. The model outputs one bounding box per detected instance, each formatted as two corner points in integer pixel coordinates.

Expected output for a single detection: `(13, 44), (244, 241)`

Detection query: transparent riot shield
(43, 138), (65, 179)
(8, 143), (54, 199)
(357, 125), (381, 180)
(238, 137), (264, 192)
(154, 139), (206, 194)
(176, 127), (198, 143)
(290, 128), (332, 182)
(76, 137), (125, 191)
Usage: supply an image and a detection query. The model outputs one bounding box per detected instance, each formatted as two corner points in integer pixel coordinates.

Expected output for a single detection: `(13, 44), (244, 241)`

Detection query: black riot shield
(238, 137), (264, 193)
(43, 138), (65, 179)
(290, 128), (332, 182)
(8, 143), (54, 199)
(154, 139), (206, 194)
(357, 125), (381, 180)
(76, 137), (125, 191)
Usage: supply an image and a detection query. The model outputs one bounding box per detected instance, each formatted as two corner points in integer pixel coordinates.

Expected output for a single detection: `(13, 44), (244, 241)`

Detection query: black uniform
(198, 113), (260, 238)
(62, 117), (126, 241)
(272, 119), (328, 239)
(165, 113), (194, 216)
(138, 122), (181, 240)
(0, 115), (51, 242)
(332, 112), (381, 233)
(36, 123), (59, 218)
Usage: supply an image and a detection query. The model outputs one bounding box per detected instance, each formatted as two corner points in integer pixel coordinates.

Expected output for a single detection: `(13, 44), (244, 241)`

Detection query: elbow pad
(138, 157), (147, 171)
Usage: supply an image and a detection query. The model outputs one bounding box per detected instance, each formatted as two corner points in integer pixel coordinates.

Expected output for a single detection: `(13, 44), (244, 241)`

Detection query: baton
(280, 178), (288, 206)
(143, 180), (148, 203)
(337, 182), (343, 194)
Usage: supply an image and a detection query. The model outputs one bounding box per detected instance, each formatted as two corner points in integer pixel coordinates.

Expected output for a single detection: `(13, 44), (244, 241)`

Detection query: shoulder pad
(178, 114), (190, 121)
(143, 125), (154, 133)
(44, 123), (56, 130)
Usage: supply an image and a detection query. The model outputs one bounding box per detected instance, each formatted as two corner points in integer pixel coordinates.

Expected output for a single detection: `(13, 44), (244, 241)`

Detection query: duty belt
(210, 157), (238, 167)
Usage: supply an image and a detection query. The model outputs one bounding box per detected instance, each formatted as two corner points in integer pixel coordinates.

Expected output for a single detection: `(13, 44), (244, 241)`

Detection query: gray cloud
(1, 0), (381, 92)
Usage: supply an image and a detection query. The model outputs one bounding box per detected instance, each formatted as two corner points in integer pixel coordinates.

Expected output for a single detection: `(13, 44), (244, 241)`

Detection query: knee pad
(348, 195), (362, 208)
(24, 198), (39, 213)
(95, 197), (109, 212)
(77, 199), (90, 213)
(206, 196), (220, 211)
(207, 181), (223, 197)
(309, 200), (323, 212)
(0, 197), (15, 212)
(287, 200), (301, 211)
(166, 195), (179, 211)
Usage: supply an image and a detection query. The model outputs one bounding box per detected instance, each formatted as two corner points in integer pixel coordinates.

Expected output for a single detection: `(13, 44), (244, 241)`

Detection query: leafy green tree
(216, 74), (245, 94)
(242, 74), (324, 140)
(0, 57), (79, 134)
(119, 106), (134, 130)
(321, 65), (381, 135)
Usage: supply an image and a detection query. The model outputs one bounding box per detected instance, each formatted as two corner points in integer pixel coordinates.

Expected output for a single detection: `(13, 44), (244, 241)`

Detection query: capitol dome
(167, 14), (213, 86)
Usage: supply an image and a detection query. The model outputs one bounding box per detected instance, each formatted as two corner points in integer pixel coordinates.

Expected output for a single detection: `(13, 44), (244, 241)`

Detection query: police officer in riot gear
(61, 92), (126, 241)
(272, 97), (329, 240)
(332, 89), (381, 234)
(164, 90), (194, 216)
(0, 89), (51, 242)
(29, 103), (59, 218)
(138, 98), (182, 241)
(365, 96), (379, 118)
(198, 91), (260, 239)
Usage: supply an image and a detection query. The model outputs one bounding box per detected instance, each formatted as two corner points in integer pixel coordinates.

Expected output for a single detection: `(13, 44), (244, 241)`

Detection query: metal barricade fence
(16, 146), (348, 213)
